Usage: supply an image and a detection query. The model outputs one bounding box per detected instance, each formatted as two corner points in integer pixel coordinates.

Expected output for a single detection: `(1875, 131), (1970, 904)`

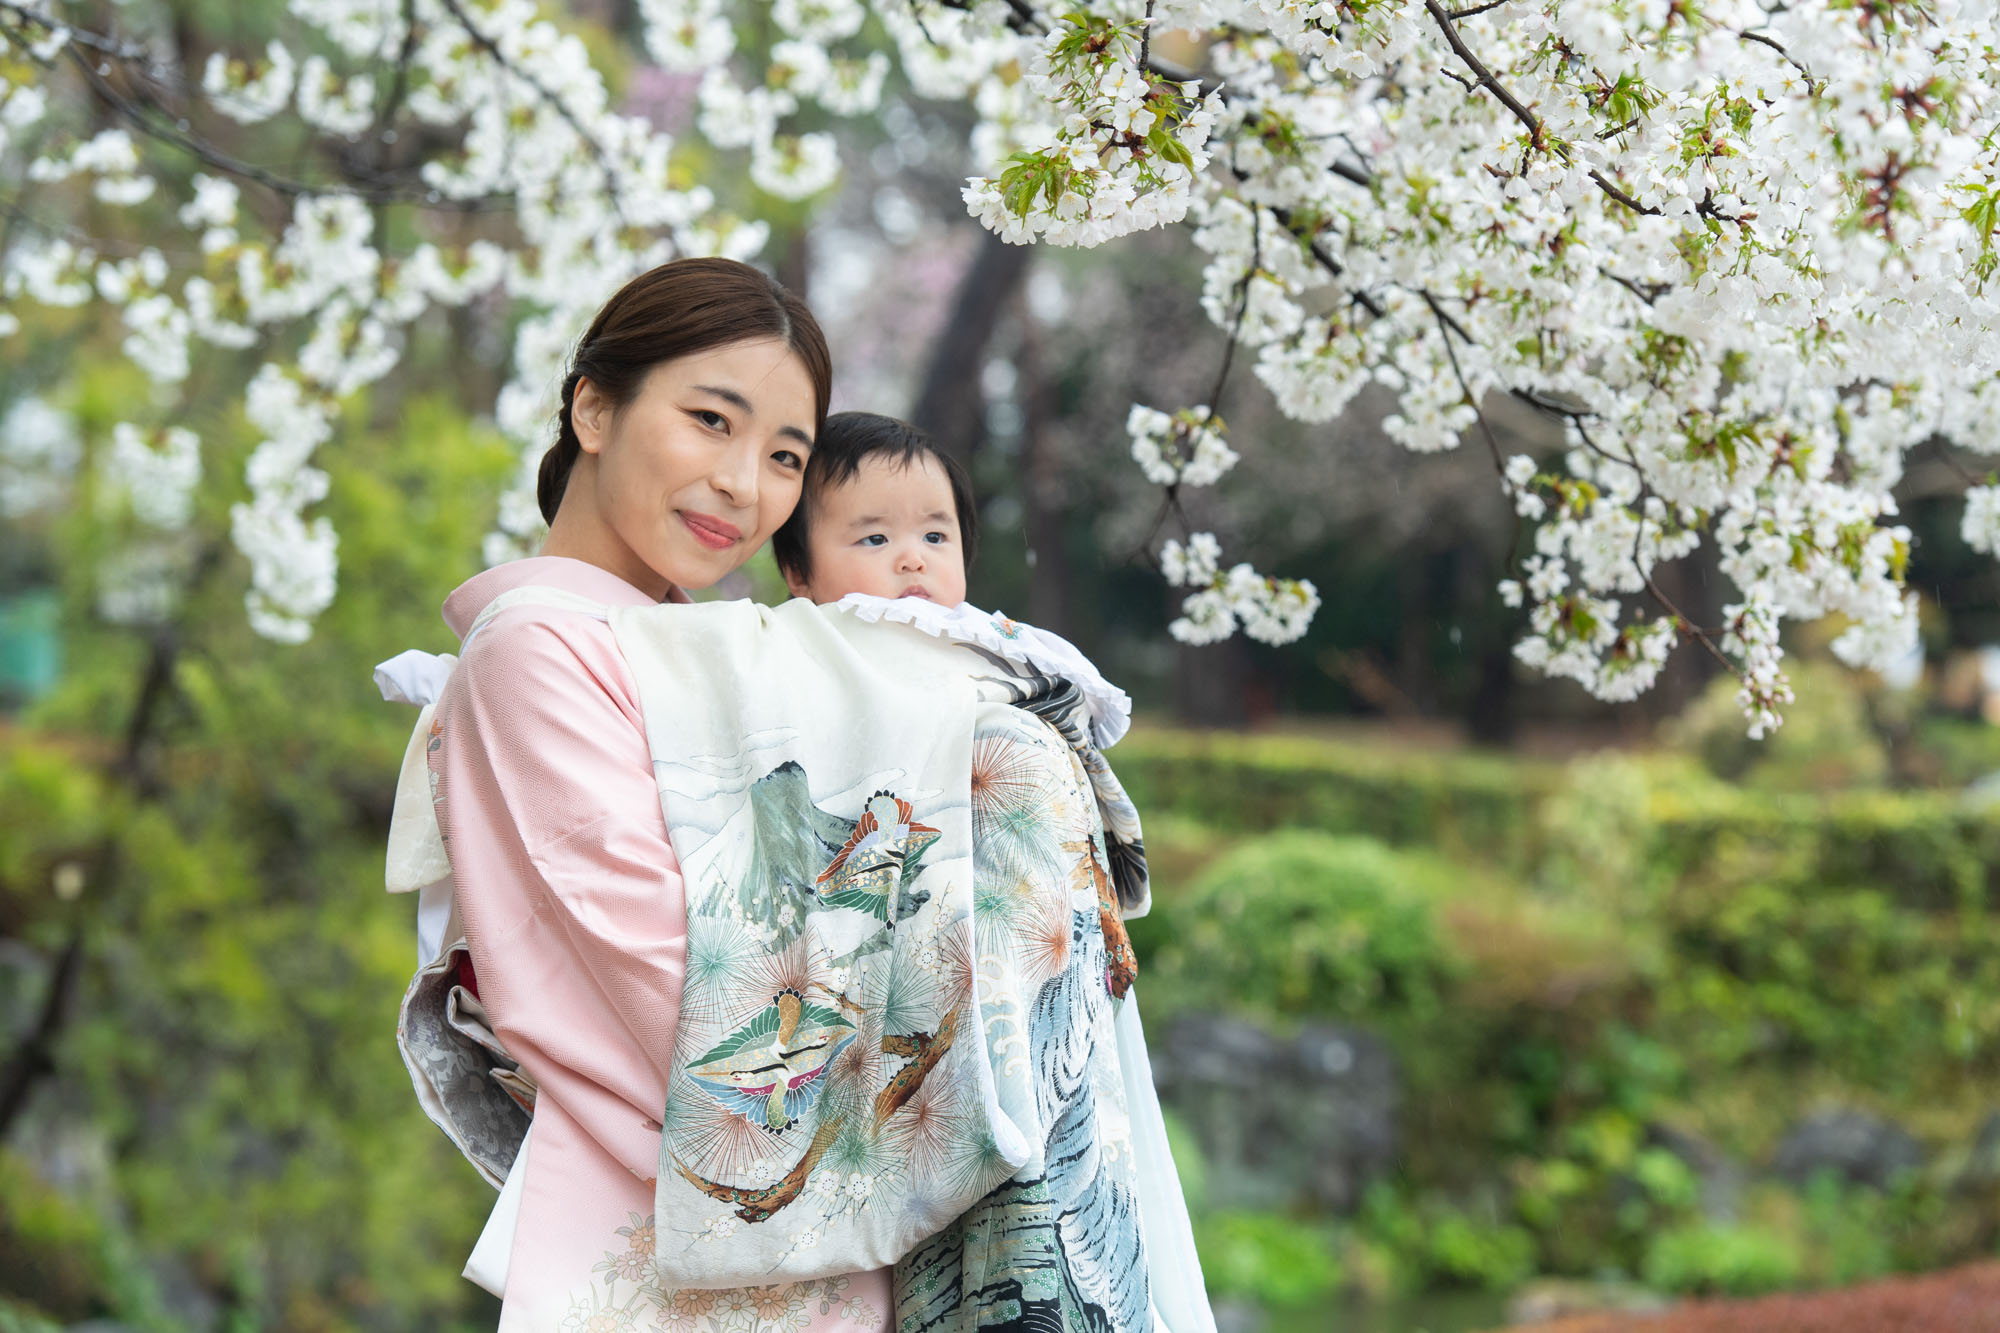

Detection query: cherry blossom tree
(4, 0), (1996, 731)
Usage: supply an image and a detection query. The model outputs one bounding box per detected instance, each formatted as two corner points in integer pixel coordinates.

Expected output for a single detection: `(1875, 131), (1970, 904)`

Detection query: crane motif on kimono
(814, 791), (941, 924)
(684, 988), (859, 1133)
(672, 772), (964, 1226)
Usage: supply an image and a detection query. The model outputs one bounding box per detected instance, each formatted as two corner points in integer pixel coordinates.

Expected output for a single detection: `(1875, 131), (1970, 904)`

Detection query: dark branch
(1424, 0), (1544, 142)
(1588, 169), (1660, 215)
(1739, 29), (1822, 92)
(1422, 290), (1511, 487)
(366, 0), (423, 161)
(1424, 0), (1666, 217)
(1601, 266), (1668, 305)
(0, 925), (84, 1141)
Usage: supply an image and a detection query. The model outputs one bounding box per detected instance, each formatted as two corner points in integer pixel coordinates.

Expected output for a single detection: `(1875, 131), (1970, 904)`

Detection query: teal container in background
(0, 588), (62, 705)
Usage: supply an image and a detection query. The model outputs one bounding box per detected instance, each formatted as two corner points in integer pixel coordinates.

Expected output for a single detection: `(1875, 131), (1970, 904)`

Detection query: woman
(419, 257), (878, 1331)
(400, 257), (1209, 1333)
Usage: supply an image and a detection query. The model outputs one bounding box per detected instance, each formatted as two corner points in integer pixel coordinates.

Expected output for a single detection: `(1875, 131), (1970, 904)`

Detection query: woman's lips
(679, 511), (741, 550)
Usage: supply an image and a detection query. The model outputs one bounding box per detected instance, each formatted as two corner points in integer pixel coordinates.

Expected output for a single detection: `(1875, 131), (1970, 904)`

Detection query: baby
(772, 410), (978, 610)
(771, 409), (1147, 938)
(771, 410), (1131, 753)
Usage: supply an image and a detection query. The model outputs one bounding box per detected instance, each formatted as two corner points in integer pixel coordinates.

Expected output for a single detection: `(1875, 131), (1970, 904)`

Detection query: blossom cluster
(963, 8), (1218, 247)
(7, 0), (1999, 732)
(1075, 0), (1998, 729)
(1160, 531), (1322, 646)
(1127, 404), (1239, 488)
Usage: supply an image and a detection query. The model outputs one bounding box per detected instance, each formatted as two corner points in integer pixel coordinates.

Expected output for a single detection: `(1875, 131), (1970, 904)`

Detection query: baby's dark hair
(773, 411), (979, 583)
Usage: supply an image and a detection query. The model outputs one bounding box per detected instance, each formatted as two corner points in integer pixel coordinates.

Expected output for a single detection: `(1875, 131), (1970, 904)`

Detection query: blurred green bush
(1121, 713), (2000, 1311)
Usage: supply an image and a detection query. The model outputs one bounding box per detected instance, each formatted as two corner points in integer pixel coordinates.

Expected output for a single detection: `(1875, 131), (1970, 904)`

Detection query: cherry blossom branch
(1522, 403), (1740, 679)
(1199, 205), (1259, 435)
(1422, 289), (1513, 489)
(1267, 203), (1388, 317)
(1740, 29), (1824, 94)
(1, 11), (501, 212)
(1, 0), (152, 66)
(365, 0), (423, 160)
(1423, 0), (1546, 143)
(1137, 204), (1262, 566)
(434, 0), (628, 223)
(1423, 0), (1666, 216)
(1600, 266), (1668, 305)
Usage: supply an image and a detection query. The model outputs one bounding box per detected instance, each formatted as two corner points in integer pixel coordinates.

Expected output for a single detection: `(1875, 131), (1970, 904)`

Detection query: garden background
(8, 5), (2000, 1332)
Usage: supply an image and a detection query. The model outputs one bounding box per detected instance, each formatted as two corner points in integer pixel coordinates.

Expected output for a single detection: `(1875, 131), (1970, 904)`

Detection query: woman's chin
(649, 538), (746, 594)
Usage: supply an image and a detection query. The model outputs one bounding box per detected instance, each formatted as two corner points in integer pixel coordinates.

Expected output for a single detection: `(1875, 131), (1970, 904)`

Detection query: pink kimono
(427, 556), (891, 1332)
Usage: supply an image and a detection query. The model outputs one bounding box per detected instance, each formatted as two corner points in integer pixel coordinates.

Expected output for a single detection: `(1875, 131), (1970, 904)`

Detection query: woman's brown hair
(536, 257), (833, 524)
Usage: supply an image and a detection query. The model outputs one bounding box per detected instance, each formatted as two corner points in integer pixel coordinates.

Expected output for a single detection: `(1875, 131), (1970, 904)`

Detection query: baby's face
(784, 454), (968, 607)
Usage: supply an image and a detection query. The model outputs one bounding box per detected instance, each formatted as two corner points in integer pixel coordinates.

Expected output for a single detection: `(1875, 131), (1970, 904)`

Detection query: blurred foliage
(1193, 1212), (1345, 1308)
(1149, 833), (1461, 1020)
(1, 368), (514, 1328)
(1122, 697), (2000, 1313)
(1640, 1222), (1802, 1297)
(1668, 660), (1892, 792)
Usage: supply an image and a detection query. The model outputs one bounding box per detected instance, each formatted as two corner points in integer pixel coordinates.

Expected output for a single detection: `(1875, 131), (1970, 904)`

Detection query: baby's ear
(780, 564), (813, 601)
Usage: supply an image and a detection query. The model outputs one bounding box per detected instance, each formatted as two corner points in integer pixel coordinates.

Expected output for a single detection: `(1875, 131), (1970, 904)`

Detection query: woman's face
(551, 337), (818, 598)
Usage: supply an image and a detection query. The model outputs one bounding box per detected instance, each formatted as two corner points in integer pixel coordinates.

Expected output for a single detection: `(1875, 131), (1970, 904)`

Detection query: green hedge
(1115, 730), (2000, 910)
(1115, 729), (1556, 869)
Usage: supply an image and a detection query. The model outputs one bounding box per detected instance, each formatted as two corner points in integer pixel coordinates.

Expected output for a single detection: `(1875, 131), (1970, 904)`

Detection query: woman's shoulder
(451, 598), (640, 720)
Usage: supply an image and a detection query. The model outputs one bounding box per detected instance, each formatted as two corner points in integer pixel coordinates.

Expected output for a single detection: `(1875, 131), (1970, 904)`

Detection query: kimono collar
(441, 556), (665, 642)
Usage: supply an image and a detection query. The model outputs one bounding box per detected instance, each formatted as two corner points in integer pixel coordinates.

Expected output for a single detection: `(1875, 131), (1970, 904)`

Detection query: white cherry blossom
(3, 0), (1995, 733)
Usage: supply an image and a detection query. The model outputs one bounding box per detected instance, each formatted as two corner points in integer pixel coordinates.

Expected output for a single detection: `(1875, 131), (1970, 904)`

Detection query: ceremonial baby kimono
(381, 559), (1211, 1333)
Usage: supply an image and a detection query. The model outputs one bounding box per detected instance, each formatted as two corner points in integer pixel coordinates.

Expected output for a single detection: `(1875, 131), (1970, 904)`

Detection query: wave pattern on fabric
(894, 707), (1150, 1333)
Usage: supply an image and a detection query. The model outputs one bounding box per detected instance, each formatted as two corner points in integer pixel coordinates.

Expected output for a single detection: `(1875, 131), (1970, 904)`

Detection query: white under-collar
(829, 594), (1132, 748)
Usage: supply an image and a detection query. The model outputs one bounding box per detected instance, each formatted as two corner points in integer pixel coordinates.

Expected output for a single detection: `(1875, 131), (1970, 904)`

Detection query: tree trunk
(1173, 635), (1252, 728)
(1016, 308), (1070, 635)
(907, 231), (1034, 467)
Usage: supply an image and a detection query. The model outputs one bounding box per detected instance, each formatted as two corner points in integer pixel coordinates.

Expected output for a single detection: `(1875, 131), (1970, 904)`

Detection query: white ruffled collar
(830, 595), (1132, 748)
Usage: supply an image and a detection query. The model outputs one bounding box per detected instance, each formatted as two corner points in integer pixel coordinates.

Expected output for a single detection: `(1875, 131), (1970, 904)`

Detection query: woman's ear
(572, 377), (608, 454)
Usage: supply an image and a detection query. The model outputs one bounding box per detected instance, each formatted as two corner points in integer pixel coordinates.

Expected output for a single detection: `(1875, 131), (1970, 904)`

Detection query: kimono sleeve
(435, 610), (685, 1183)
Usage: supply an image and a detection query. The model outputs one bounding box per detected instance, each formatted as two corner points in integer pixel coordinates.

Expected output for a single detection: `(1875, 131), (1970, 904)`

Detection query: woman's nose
(709, 441), (758, 508)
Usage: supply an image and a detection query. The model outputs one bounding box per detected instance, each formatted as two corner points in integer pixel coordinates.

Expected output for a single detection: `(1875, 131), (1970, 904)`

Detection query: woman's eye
(693, 409), (727, 431)
(772, 449), (802, 470)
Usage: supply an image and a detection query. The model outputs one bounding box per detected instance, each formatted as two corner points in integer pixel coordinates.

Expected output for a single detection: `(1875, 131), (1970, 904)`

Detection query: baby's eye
(859, 534), (888, 547)
(924, 531), (951, 545)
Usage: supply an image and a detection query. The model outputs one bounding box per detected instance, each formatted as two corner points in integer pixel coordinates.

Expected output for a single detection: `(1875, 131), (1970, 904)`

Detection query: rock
(1507, 1277), (1673, 1324)
(1771, 1109), (1923, 1190)
(1646, 1123), (1745, 1221)
(1209, 1298), (1267, 1333)
(1957, 1111), (2000, 1187)
(1152, 1014), (1399, 1214)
